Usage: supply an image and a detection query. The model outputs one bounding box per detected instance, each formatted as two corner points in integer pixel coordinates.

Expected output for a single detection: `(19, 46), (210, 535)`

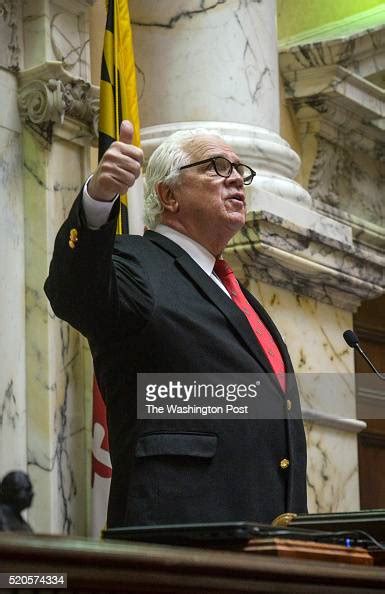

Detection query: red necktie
(214, 258), (286, 391)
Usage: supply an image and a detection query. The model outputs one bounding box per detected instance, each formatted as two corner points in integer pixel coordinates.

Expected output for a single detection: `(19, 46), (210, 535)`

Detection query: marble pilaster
(18, 0), (95, 534)
(22, 126), (91, 533)
(0, 68), (27, 474)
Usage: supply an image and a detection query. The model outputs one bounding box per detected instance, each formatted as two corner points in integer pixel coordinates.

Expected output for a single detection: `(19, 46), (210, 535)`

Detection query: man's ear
(156, 181), (179, 213)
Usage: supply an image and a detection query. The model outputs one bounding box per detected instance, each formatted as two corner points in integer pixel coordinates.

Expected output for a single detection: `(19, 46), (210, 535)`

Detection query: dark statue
(0, 471), (34, 532)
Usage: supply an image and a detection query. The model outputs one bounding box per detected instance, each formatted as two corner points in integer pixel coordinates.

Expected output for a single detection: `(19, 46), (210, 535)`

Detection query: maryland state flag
(99, 0), (141, 232)
(92, 0), (142, 536)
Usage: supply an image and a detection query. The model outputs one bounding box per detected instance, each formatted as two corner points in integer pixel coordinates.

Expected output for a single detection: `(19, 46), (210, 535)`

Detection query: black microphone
(343, 330), (385, 381)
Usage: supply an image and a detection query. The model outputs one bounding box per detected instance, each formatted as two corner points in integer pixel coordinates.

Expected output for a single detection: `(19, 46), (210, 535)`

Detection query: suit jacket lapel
(145, 231), (277, 378)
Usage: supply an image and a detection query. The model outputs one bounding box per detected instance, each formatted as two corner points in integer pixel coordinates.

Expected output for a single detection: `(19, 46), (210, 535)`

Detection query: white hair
(144, 129), (223, 229)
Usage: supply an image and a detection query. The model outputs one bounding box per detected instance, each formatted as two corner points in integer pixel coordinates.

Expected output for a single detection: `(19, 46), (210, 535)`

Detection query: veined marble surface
(22, 0), (91, 79)
(309, 138), (385, 228)
(229, 207), (385, 311)
(280, 25), (385, 236)
(17, 0), (93, 533)
(0, 70), (26, 473)
(130, 0), (280, 131)
(279, 24), (385, 80)
(305, 423), (359, 513)
(23, 126), (89, 533)
(0, 0), (22, 71)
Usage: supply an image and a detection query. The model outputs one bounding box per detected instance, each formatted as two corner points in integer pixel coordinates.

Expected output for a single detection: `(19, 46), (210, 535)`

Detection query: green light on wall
(278, 0), (385, 45)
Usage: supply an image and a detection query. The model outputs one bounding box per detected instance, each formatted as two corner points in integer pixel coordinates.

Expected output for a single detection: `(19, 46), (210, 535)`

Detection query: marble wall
(23, 126), (91, 533)
(309, 138), (385, 227)
(0, 68), (27, 474)
(0, 0), (95, 534)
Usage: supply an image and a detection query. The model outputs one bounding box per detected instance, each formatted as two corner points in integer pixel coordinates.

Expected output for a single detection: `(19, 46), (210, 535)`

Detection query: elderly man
(45, 121), (307, 528)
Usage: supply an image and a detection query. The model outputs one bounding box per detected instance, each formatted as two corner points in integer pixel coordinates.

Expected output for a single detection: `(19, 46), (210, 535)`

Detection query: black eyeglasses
(179, 156), (256, 185)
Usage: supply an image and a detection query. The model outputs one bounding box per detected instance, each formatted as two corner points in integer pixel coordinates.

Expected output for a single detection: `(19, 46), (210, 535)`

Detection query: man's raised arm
(44, 121), (144, 337)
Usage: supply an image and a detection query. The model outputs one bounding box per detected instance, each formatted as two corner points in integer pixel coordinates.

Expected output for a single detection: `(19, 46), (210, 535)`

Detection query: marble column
(132, 0), (279, 129)
(0, 53), (27, 471)
(129, 0), (362, 513)
(17, 0), (97, 534)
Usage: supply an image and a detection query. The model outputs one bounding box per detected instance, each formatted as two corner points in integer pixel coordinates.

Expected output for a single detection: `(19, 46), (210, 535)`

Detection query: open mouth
(227, 194), (245, 204)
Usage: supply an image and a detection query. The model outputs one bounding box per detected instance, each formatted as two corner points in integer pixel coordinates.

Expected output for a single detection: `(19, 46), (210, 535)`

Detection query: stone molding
(17, 61), (98, 145)
(0, 0), (21, 71)
(279, 26), (385, 159)
(279, 7), (385, 52)
(302, 408), (366, 434)
(277, 27), (385, 308)
(312, 199), (385, 253)
(282, 64), (385, 161)
(279, 24), (385, 79)
(227, 210), (384, 312)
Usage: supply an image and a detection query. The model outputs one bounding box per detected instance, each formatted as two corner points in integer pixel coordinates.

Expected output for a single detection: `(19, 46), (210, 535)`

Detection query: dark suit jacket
(45, 194), (307, 528)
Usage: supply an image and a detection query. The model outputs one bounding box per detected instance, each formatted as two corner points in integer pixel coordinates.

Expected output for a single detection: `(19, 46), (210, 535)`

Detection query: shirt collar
(154, 224), (216, 276)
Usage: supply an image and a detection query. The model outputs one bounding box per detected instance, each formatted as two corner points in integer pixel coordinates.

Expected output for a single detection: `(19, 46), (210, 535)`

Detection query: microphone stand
(343, 330), (385, 382)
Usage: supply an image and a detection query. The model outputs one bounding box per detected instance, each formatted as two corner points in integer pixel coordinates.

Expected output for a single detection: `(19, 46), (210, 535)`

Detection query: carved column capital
(17, 62), (99, 145)
(18, 79), (65, 126)
(61, 79), (99, 138)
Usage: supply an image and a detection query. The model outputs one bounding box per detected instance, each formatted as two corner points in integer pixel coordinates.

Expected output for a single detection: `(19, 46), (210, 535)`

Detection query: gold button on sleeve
(287, 399), (292, 411)
(69, 240), (76, 249)
(280, 458), (290, 470)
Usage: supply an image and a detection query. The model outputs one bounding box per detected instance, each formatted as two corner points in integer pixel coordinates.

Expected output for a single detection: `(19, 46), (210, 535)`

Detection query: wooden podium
(0, 533), (385, 593)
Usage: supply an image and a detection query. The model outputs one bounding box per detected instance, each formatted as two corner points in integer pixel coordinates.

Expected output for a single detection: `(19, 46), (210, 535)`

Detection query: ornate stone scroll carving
(62, 79), (98, 137)
(18, 62), (99, 144)
(18, 79), (65, 126)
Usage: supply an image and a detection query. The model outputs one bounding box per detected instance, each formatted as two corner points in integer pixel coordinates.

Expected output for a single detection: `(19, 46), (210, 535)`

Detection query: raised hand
(88, 120), (144, 201)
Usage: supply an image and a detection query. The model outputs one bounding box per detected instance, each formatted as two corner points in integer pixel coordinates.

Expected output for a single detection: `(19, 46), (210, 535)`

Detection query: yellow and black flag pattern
(99, 0), (141, 234)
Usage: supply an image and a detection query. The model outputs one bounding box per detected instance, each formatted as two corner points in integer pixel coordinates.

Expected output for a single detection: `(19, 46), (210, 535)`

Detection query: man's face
(167, 136), (247, 252)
